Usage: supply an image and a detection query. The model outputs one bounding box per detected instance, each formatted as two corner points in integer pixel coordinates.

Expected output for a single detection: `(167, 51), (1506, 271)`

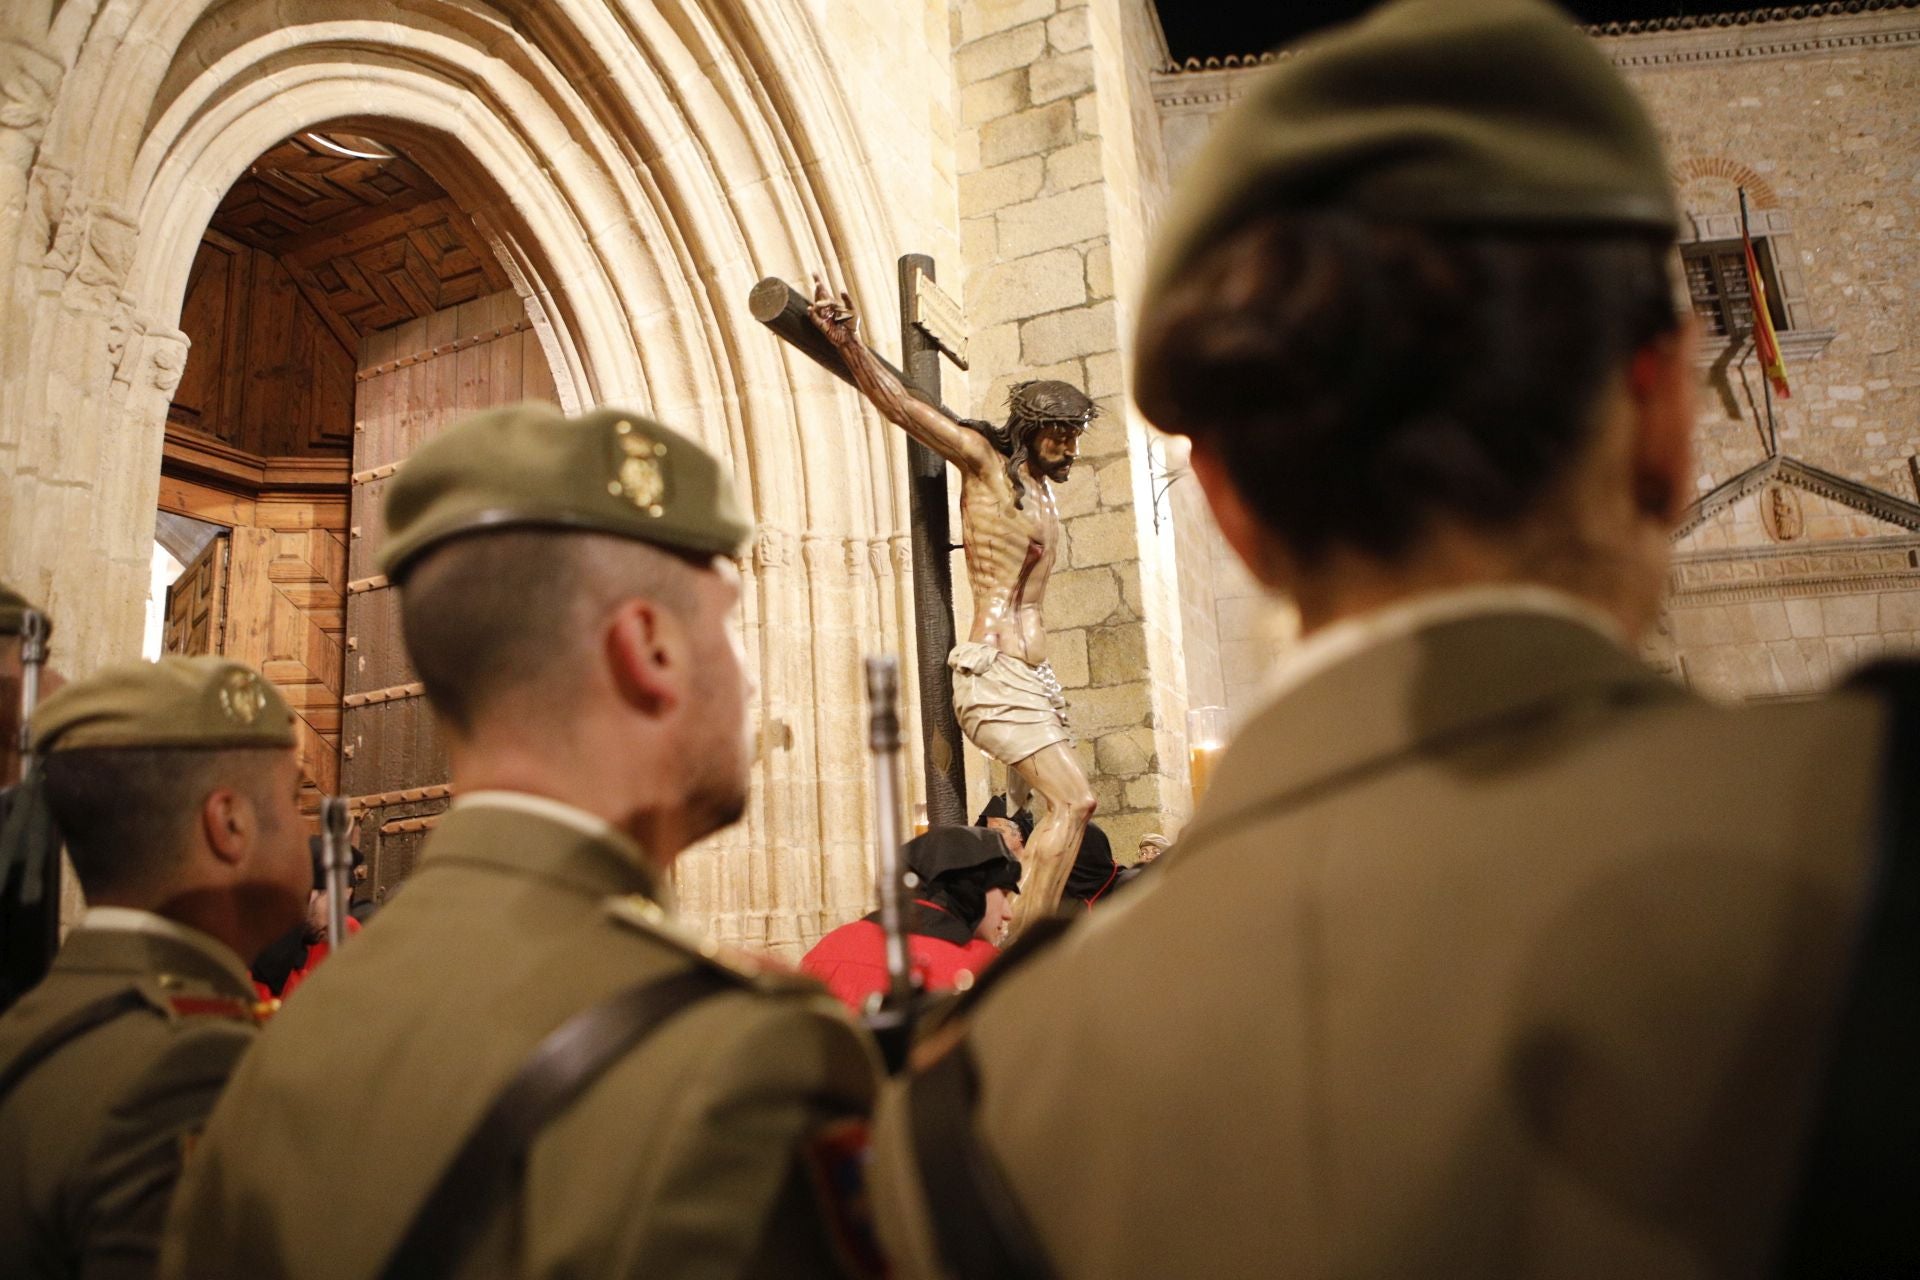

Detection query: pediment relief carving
(1675, 454), (1920, 552)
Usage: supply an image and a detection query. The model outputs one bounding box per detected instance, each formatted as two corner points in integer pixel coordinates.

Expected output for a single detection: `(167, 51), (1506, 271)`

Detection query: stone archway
(1, 0), (932, 952)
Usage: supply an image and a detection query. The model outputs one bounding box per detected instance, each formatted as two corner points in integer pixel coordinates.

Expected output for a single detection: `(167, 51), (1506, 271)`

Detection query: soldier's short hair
(43, 746), (285, 897)
(398, 527), (702, 736)
(1134, 212), (1679, 565)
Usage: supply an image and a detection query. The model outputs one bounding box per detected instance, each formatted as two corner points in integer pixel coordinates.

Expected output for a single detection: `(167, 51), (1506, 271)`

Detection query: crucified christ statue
(809, 276), (1096, 934)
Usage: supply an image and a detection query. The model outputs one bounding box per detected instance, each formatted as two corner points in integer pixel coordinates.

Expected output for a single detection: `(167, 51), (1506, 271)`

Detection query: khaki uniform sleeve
(628, 992), (879, 1280)
(74, 1020), (252, 1280)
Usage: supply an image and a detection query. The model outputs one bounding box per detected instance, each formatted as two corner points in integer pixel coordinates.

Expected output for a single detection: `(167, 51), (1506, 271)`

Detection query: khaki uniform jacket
(161, 802), (879, 1280)
(0, 923), (264, 1280)
(873, 608), (1888, 1279)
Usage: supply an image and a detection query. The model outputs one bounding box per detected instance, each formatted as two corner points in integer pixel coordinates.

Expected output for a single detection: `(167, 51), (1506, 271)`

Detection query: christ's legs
(1006, 741), (1095, 936)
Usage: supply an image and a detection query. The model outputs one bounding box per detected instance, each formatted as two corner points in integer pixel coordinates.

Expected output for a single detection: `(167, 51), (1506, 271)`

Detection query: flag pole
(1740, 187), (1779, 458)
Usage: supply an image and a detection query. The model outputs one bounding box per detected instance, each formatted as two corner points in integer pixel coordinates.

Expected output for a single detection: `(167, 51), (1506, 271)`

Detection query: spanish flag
(1742, 229), (1791, 400)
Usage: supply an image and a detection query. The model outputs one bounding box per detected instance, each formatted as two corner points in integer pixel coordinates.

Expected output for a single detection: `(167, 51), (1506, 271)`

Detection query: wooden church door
(342, 292), (558, 901)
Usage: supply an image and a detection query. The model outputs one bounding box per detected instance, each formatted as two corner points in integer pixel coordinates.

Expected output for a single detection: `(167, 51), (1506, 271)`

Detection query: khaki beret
(30, 656), (295, 753)
(1143, 0), (1680, 305)
(378, 403), (753, 579)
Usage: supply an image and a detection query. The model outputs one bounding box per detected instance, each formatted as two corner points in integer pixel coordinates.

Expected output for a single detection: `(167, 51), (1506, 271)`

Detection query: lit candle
(1187, 706), (1228, 808)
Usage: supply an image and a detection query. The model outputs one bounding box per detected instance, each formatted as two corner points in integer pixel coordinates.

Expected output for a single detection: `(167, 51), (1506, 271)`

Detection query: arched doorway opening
(153, 127), (560, 902)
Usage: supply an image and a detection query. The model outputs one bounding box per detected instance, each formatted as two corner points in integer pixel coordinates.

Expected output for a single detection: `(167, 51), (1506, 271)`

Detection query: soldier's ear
(603, 597), (689, 718)
(1625, 319), (1699, 528)
(200, 786), (253, 866)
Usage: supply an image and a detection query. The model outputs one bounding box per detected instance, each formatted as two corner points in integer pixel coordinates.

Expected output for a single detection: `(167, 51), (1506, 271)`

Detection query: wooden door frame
(158, 431), (351, 806)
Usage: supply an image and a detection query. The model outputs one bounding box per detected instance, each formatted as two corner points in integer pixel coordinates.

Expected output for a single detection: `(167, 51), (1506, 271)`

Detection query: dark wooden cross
(749, 260), (971, 826)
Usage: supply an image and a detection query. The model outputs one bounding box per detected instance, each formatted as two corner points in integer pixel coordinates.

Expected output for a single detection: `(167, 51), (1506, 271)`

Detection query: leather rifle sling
(379, 966), (732, 1280)
(906, 1042), (1057, 1280)
(0, 988), (149, 1105)
(1777, 662), (1920, 1275)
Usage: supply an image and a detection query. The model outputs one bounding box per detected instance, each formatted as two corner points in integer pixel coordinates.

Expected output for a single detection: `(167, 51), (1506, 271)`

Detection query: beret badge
(612, 419), (669, 518)
(219, 669), (269, 725)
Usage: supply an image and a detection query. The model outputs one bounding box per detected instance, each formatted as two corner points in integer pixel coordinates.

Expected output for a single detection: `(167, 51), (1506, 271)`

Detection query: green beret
(30, 656), (296, 753)
(1143, 0), (1679, 303)
(378, 403), (753, 579)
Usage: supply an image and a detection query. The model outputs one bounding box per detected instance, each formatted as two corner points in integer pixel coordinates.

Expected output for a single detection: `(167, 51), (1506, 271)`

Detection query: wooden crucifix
(751, 261), (1101, 931)
(751, 259), (971, 828)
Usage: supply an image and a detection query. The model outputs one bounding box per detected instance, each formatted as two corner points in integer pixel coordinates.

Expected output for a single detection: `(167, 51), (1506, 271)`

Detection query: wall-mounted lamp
(1148, 434), (1192, 535)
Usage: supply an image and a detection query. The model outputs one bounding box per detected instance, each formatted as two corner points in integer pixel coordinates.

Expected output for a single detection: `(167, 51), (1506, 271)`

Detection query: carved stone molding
(1154, 5), (1920, 111)
(1595, 7), (1920, 68)
(1668, 535), (1920, 604)
(1675, 454), (1920, 540)
(1698, 329), (1839, 371)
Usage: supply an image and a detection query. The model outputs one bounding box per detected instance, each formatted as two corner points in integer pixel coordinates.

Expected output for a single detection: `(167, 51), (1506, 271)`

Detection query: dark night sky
(1156, 1), (1782, 61)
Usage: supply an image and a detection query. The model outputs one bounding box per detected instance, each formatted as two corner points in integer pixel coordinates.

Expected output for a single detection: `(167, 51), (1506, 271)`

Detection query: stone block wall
(950, 0), (1192, 853)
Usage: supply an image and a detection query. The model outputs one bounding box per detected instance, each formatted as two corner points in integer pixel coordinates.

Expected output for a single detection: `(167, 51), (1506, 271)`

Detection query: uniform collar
(432, 790), (667, 906)
(1247, 584), (1626, 722)
(1184, 599), (1680, 853)
(65, 907), (257, 998)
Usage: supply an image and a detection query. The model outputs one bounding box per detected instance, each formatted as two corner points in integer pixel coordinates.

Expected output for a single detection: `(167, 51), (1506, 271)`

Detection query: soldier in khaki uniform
(0, 656), (311, 1278)
(163, 405), (880, 1279)
(870, 2), (1901, 1277)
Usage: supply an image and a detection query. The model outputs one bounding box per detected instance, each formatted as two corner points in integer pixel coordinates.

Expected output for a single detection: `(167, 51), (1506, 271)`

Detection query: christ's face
(1028, 424), (1083, 483)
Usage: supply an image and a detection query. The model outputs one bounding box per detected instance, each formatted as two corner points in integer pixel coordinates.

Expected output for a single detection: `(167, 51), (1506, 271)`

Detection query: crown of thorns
(1006, 380), (1097, 433)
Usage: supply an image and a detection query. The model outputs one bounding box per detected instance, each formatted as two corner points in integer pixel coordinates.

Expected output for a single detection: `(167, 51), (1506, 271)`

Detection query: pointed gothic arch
(2, 0), (930, 949)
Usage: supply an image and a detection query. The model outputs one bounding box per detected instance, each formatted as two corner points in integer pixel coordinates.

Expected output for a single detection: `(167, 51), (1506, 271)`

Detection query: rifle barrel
(320, 797), (351, 953)
(865, 657), (913, 1007)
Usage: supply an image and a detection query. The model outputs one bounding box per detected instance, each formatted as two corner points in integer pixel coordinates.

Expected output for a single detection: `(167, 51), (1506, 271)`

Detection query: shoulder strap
(905, 1043), (1056, 1280)
(1777, 662), (1920, 1275)
(379, 966), (733, 1280)
(0, 987), (150, 1106)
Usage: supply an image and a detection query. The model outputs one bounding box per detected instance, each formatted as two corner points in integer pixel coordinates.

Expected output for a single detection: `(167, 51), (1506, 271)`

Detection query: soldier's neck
(449, 731), (682, 869)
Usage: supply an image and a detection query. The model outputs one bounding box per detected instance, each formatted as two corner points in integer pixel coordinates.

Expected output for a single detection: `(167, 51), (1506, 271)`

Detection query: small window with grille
(1682, 238), (1789, 340)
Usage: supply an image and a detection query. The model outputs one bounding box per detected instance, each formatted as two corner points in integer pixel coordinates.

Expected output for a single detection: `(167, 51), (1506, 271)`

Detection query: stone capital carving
(143, 327), (190, 396)
(753, 524), (796, 571)
(44, 197), (139, 314)
(0, 39), (62, 140)
(800, 532), (838, 576)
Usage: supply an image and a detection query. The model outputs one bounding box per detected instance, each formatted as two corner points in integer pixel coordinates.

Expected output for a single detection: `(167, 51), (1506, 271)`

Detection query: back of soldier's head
(30, 657), (297, 900)
(379, 403), (753, 736)
(1134, 0), (1684, 566)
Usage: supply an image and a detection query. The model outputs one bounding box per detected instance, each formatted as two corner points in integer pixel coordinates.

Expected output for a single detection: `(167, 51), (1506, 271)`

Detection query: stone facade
(1152, 5), (1920, 709)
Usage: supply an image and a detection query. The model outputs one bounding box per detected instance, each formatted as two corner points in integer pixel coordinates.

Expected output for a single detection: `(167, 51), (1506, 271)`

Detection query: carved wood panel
(169, 228), (355, 458)
(344, 290), (553, 900)
(156, 478), (348, 807)
(162, 535), (229, 657)
(210, 132), (511, 345)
